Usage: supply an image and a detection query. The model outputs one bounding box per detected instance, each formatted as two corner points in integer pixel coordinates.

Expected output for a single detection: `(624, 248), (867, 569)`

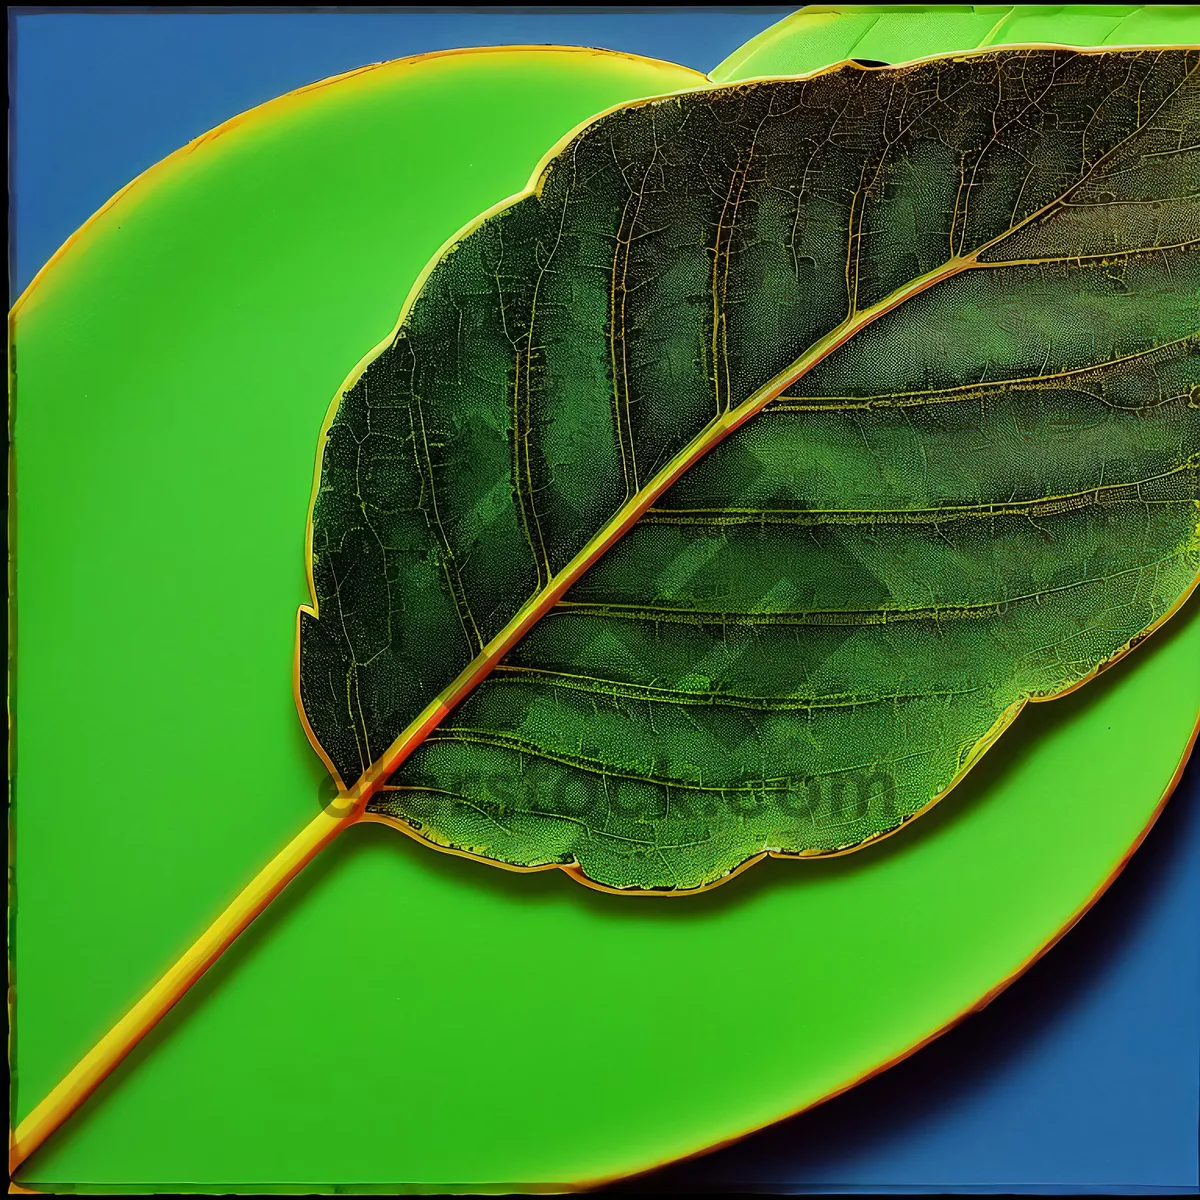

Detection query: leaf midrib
(342, 51), (1200, 804)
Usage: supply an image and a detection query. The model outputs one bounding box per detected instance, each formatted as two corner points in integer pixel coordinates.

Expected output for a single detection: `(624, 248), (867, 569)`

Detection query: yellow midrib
(342, 49), (1200, 806)
(345, 247), (979, 804)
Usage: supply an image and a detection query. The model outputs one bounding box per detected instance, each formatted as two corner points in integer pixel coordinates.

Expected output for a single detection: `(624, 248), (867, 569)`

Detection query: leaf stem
(9, 801), (363, 1174)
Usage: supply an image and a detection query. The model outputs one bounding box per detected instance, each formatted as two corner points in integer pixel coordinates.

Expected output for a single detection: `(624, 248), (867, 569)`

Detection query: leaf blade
(301, 46), (1200, 890)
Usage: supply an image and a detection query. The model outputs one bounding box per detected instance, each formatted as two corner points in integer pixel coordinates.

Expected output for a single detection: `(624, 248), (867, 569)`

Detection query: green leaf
(299, 46), (1200, 893)
(709, 6), (1199, 83)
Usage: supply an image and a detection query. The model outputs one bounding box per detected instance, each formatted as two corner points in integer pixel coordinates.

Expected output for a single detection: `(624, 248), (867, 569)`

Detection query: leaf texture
(299, 47), (1200, 892)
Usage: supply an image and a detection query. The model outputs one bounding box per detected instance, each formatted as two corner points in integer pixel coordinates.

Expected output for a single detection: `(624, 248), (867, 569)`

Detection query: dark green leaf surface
(300, 47), (1200, 892)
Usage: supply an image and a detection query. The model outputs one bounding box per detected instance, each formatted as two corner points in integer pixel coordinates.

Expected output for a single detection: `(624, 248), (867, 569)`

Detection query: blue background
(9, 9), (1199, 1194)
